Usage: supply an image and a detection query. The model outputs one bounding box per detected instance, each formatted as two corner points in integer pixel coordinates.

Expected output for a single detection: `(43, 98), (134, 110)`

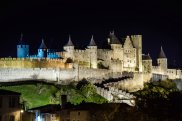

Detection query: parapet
(0, 57), (71, 69)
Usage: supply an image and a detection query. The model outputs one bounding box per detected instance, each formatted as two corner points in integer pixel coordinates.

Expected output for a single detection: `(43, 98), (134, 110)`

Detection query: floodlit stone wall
(104, 72), (151, 92)
(0, 66), (112, 83)
(0, 58), (70, 69)
(167, 69), (182, 80)
(0, 68), (58, 81)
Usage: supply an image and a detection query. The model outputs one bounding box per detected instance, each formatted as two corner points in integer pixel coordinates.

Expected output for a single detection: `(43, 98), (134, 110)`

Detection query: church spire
(158, 46), (166, 58)
(39, 38), (47, 49)
(88, 35), (96, 46)
(66, 35), (74, 46)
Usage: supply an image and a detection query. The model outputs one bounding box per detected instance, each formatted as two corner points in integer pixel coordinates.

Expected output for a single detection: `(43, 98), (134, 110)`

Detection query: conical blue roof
(39, 38), (47, 49)
(88, 35), (96, 46)
(158, 46), (166, 58)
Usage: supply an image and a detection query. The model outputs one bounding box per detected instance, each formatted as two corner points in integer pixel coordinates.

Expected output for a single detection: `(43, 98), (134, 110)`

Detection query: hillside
(0, 81), (107, 109)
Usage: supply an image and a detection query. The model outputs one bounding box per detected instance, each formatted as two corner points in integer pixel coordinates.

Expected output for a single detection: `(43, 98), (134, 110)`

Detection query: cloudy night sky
(0, 0), (181, 67)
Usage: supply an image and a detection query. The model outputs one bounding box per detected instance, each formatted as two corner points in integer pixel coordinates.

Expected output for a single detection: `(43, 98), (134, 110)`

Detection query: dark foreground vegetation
(0, 80), (107, 109)
(89, 79), (182, 121)
(1, 79), (182, 120)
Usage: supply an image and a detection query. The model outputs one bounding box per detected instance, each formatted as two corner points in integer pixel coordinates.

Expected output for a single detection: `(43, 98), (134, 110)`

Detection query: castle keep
(0, 31), (181, 92)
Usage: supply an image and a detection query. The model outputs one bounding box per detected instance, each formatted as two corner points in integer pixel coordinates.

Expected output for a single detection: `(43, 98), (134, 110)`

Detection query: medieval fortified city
(0, 32), (181, 87)
(1, 0), (182, 120)
(0, 31), (182, 121)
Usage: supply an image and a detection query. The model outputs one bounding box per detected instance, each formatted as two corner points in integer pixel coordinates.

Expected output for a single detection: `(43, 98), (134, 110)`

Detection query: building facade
(0, 89), (22, 121)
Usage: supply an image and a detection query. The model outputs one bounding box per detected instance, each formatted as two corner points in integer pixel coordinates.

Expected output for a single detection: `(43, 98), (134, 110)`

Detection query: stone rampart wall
(0, 58), (70, 69)
(76, 67), (112, 80)
(0, 68), (58, 82)
(0, 67), (112, 83)
(104, 72), (148, 92)
(152, 73), (168, 81)
(167, 69), (182, 80)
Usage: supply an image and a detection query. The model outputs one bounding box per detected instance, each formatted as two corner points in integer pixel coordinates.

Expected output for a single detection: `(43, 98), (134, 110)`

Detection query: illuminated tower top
(65, 35), (74, 46)
(17, 33), (29, 58)
(108, 30), (121, 44)
(39, 38), (47, 49)
(88, 35), (96, 46)
(158, 46), (166, 58)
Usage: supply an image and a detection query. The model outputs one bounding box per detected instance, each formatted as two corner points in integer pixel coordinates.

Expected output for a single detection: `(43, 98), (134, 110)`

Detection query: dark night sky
(0, 0), (181, 67)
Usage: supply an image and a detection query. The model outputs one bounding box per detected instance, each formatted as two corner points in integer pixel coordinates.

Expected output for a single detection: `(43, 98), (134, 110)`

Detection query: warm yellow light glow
(130, 100), (135, 104)
(20, 109), (24, 113)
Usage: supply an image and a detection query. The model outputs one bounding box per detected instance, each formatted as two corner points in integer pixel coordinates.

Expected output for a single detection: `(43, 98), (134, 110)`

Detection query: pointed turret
(108, 31), (121, 44)
(39, 38), (47, 49)
(157, 46), (167, 75)
(158, 46), (166, 58)
(66, 35), (74, 46)
(88, 35), (96, 46)
(87, 35), (97, 68)
(63, 35), (75, 60)
(38, 38), (47, 58)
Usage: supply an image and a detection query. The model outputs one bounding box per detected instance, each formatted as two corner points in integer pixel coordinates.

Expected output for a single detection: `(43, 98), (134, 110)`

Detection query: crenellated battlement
(75, 49), (87, 53)
(0, 57), (71, 69)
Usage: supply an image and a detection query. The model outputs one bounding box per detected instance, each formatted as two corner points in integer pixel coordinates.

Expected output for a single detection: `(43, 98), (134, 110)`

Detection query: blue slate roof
(39, 39), (47, 49)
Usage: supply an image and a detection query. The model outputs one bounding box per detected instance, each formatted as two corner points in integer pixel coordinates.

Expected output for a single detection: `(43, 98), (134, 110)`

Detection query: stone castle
(0, 31), (182, 92)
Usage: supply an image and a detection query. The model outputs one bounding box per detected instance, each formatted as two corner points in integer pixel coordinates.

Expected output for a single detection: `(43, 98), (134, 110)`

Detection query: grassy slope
(0, 81), (107, 109)
(0, 82), (59, 109)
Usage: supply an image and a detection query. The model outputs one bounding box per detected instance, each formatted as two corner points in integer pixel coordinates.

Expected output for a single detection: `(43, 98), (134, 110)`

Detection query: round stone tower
(87, 35), (97, 68)
(17, 33), (29, 58)
(63, 35), (75, 60)
(131, 35), (143, 72)
(157, 46), (167, 75)
(38, 38), (47, 58)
